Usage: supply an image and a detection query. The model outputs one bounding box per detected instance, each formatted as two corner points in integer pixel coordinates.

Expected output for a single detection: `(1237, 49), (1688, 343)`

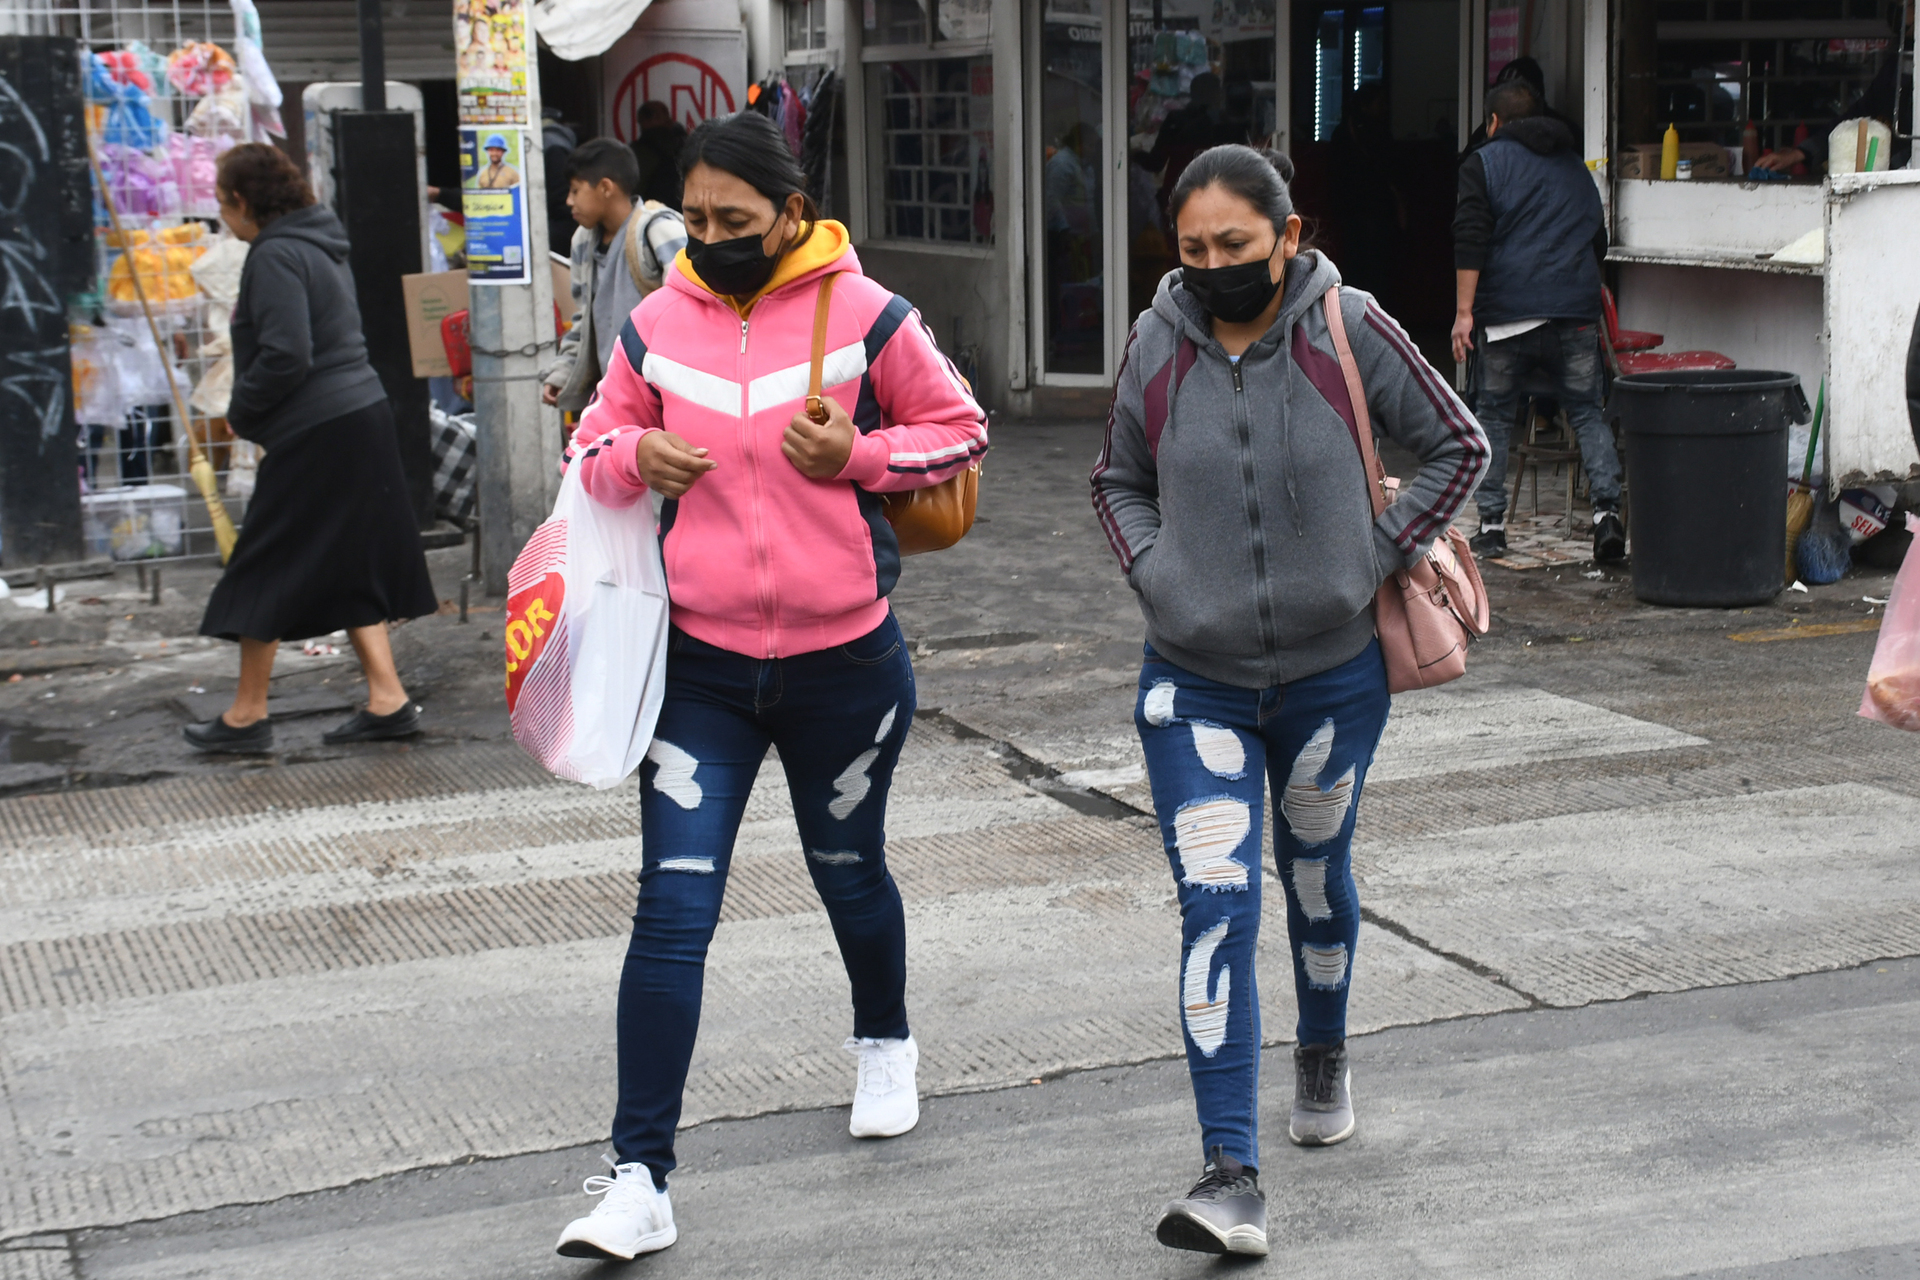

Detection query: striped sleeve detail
(1090, 326), (1142, 573)
(878, 304), (989, 477)
(1363, 300), (1488, 551)
(882, 429), (987, 476)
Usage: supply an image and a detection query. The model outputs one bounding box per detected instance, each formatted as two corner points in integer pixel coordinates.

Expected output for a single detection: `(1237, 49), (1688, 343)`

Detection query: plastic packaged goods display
(6, 0), (287, 563)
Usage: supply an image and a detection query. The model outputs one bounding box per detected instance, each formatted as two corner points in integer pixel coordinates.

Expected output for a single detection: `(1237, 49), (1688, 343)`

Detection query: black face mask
(1182, 241), (1282, 324)
(687, 228), (781, 296)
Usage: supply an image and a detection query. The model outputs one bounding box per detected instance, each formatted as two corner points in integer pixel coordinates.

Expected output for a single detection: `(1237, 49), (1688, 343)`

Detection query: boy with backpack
(542, 138), (688, 413)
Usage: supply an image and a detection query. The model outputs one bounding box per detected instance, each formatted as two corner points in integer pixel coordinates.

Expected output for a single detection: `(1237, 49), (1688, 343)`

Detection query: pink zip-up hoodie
(566, 221), (987, 659)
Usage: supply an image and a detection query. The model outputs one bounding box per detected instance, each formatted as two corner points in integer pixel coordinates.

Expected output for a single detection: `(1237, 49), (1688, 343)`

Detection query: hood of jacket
(1097, 245), (1487, 688)
(254, 204), (352, 262)
(1494, 115), (1577, 156)
(1150, 247), (1343, 356)
(673, 217), (855, 316)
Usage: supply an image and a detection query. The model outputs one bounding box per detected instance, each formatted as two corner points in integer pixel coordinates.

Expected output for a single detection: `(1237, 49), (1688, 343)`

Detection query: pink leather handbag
(1321, 285), (1491, 693)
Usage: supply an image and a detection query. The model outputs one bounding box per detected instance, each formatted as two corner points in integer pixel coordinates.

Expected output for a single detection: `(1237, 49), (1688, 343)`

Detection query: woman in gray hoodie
(1092, 145), (1489, 1257)
(184, 143), (439, 754)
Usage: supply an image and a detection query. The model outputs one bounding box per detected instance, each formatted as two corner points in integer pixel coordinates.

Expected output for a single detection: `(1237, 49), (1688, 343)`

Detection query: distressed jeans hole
(1171, 796), (1251, 888)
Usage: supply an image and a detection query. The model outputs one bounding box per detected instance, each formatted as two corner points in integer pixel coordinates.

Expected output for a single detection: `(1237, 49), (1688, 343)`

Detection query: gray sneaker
(1289, 1040), (1356, 1146)
(1154, 1146), (1269, 1256)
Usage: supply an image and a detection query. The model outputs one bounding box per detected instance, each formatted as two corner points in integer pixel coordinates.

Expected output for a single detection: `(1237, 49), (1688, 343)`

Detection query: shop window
(865, 0), (992, 45)
(786, 0), (828, 52)
(1125, 0), (1278, 330)
(1636, 0), (1901, 156)
(866, 57), (994, 245)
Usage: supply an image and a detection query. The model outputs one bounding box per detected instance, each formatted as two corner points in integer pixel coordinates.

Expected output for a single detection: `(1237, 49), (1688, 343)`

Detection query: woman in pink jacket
(553, 112), (988, 1262)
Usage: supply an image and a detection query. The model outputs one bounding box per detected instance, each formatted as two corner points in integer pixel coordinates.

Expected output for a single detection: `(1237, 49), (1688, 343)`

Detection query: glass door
(1034, 0), (1108, 377)
(1124, 0), (1279, 327)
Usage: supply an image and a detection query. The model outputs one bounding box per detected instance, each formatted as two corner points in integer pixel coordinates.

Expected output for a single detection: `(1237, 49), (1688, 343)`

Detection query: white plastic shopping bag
(505, 457), (670, 787)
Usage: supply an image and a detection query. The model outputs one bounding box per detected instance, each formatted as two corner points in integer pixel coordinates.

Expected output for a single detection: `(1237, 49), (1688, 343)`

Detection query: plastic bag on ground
(1860, 513), (1920, 730)
(505, 448), (670, 787)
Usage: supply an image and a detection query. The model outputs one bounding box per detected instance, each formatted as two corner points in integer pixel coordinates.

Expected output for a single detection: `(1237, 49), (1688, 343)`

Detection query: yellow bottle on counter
(1660, 123), (1680, 180)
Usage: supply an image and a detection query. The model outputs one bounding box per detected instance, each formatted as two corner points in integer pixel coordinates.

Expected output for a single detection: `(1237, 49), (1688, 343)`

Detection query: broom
(85, 133), (238, 563)
(1783, 377), (1823, 584)
(1798, 485), (1852, 585)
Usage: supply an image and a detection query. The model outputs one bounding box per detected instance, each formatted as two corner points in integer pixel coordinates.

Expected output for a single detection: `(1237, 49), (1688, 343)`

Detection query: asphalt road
(54, 959), (1920, 1280)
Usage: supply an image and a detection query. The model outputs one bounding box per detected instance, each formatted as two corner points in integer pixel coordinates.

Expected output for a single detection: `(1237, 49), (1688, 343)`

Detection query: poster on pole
(457, 0), (533, 126)
(461, 127), (530, 285)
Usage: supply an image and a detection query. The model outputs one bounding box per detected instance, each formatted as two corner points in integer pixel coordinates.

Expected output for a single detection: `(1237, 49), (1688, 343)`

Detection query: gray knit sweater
(1092, 251), (1490, 688)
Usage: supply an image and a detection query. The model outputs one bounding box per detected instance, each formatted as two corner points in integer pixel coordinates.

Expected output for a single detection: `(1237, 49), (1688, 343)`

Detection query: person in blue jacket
(1451, 77), (1620, 563)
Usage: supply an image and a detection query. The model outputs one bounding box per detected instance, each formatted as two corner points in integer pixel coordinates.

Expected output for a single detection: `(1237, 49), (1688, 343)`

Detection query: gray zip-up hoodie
(1092, 250), (1490, 688)
(226, 205), (385, 450)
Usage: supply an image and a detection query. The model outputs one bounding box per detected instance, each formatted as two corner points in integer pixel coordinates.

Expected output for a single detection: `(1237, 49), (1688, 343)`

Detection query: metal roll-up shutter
(257, 0), (457, 83)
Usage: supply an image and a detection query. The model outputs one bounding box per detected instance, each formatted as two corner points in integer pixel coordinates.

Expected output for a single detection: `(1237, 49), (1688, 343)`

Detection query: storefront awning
(533, 0), (655, 61)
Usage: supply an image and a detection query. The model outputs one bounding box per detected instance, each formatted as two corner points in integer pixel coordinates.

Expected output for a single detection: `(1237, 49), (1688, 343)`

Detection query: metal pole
(470, 104), (560, 593)
(356, 0), (386, 111)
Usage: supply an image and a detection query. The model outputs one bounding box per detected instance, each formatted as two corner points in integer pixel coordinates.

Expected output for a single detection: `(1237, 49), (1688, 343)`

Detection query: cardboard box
(401, 258), (575, 379)
(1616, 142), (1733, 180)
(402, 270), (468, 379)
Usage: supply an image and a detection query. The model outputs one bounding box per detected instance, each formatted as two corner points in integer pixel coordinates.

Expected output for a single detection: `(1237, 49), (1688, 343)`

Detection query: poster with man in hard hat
(460, 127), (530, 284)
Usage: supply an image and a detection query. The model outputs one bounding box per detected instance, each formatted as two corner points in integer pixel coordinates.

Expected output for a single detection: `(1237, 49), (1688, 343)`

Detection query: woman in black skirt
(184, 143), (439, 753)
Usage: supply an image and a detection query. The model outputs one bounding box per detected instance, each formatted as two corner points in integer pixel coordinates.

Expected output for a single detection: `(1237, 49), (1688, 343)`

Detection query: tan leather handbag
(1321, 285), (1490, 693)
(806, 275), (980, 556)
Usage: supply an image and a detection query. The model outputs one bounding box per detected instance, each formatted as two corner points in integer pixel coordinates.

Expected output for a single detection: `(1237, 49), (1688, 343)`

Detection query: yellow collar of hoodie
(675, 219), (851, 318)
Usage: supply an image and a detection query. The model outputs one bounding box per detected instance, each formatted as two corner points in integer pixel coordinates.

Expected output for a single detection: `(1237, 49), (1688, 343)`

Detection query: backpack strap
(624, 202), (675, 292)
(1321, 284), (1390, 519)
(806, 273), (836, 424)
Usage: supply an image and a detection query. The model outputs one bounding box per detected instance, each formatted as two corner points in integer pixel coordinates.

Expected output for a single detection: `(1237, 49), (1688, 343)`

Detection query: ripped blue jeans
(612, 614), (915, 1186)
(1136, 639), (1390, 1173)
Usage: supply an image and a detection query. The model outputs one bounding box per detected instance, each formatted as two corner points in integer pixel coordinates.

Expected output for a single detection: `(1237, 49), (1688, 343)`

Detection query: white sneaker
(554, 1158), (677, 1260)
(845, 1034), (920, 1138)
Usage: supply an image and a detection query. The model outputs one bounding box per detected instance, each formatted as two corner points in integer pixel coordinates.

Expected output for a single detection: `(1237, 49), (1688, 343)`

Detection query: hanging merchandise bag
(1859, 514), (1920, 731)
(505, 438), (671, 787)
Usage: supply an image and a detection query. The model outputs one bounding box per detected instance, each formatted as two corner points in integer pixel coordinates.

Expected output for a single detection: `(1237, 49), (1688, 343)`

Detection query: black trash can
(1612, 369), (1810, 607)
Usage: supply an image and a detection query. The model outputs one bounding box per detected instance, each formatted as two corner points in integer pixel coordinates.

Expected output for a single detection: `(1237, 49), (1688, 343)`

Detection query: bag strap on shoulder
(625, 203), (678, 292)
(806, 273), (836, 424)
(1321, 284), (1389, 519)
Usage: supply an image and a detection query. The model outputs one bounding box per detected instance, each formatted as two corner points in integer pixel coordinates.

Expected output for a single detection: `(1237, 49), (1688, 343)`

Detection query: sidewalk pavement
(1, 422), (1914, 1278)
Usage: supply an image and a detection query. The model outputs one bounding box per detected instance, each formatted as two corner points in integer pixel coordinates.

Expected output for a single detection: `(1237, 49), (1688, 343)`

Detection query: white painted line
(1371, 679), (1706, 783)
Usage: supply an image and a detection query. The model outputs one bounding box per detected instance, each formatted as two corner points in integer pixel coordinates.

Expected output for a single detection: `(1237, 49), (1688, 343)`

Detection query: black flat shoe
(183, 715), (274, 753)
(323, 703), (423, 744)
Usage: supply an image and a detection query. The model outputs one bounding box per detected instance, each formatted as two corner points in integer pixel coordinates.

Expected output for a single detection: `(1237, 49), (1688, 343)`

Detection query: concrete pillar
(470, 85), (563, 596)
(472, 276), (561, 595)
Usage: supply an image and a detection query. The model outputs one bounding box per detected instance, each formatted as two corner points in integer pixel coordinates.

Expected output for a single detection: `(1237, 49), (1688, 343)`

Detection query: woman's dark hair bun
(1257, 148), (1296, 185)
(1168, 143), (1297, 236)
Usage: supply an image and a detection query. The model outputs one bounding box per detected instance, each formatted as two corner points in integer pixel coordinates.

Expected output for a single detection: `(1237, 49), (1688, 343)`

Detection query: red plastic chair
(1601, 288), (1736, 376)
(1615, 348), (1737, 375)
(440, 309), (472, 377)
(440, 309), (473, 402)
(1601, 286), (1662, 352)
(439, 305), (566, 403)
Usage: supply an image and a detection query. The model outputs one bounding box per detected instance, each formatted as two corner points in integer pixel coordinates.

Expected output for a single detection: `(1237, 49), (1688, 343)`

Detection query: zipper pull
(1230, 361), (1245, 393)
(740, 319), (749, 354)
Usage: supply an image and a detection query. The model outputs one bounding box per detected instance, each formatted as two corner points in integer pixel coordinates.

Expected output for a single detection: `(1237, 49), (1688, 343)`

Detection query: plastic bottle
(1660, 123), (1679, 180)
(1741, 120), (1759, 173)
